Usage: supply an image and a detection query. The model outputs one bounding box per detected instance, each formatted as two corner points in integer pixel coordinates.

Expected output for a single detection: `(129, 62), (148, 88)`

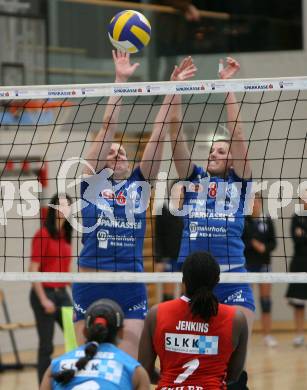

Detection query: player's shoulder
(113, 345), (140, 368)
(156, 298), (186, 317)
(188, 164), (207, 181)
(158, 297), (183, 309)
(52, 346), (82, 368)
(129, 165), (146, 181)
(34, 225), (49, 239)
(228, 168), (252, 183)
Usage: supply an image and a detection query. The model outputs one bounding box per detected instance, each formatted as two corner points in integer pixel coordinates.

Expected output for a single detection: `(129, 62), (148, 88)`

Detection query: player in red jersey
(138, 252), (248, 390)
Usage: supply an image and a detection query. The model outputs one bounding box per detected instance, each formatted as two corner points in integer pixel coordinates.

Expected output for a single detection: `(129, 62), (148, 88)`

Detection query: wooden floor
(1, 332), (307, 389)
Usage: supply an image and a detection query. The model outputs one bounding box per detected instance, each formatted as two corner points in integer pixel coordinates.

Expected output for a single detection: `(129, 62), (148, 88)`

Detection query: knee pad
(260, 297), (271, 313)
(227, 370), (249, 390)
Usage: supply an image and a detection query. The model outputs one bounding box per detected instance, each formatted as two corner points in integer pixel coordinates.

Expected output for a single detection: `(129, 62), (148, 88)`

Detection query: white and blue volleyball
(108, 10), (151, 53)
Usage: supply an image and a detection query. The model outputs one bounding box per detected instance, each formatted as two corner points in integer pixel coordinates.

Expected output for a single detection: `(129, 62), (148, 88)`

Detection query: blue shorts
(72, 282), (148, 322)
(246, 263), (271, 273)
(214, 267), (255, 312)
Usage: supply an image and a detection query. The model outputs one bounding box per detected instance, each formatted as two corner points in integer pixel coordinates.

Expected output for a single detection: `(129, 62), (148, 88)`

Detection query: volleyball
(108, 10), (151, 53)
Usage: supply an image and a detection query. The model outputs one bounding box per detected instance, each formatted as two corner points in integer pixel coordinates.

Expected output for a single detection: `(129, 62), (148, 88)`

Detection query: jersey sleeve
(80, 180), (89, 199)
(187, 164), (208, 181)
(229, 168), (252, 184)
(131, 166), (147, 182)
(117, 349), (140, 378)
(31, 228), (49, 265)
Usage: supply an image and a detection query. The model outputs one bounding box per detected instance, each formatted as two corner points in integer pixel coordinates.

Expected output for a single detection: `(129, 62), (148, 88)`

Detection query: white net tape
(1, 272), (307, 283)
(1, 76), (307, 99)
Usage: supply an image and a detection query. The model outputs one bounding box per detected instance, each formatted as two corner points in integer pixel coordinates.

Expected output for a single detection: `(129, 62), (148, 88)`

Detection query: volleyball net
(1, 77), (307, 284)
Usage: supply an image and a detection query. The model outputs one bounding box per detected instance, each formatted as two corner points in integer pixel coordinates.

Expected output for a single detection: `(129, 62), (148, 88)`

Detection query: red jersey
(153, 296), (236, 390)
(31, 226), (71, 288)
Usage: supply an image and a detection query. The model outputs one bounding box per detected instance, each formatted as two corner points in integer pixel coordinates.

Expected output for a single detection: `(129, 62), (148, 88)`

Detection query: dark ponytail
(52, 299), (124, 385)
(52, 341), (100, 385)
(182, 252), (220, 322)
(45, 193), (72, 243)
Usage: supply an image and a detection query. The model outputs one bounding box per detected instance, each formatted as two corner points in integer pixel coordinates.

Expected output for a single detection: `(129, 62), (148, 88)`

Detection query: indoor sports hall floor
(1, 333), (307, 390)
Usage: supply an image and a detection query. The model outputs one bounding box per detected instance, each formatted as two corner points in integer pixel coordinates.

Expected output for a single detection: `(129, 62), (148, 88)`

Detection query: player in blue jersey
(40, 299), (150, 390)
(170, 57), (254, 389)
(72, 50), (197, 358)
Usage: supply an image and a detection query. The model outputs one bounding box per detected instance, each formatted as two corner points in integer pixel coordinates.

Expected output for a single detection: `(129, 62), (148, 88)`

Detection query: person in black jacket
(243, 193), (277, 347)
(286, 208), (307, 347)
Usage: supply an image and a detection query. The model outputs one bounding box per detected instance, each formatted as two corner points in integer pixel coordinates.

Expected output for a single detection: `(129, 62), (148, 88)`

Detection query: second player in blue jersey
(169, 57), (255, 389)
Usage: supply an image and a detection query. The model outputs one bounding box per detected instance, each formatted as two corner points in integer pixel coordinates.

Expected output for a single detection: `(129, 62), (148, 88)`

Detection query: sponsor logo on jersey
(98, 218), (142, 230)
(165, 333), (219, 355)
(224, 289), (245, 304)
(75, 351), (115, 359)
(97, 229), (109, 249)
(101, 189), (127, 205)
(73, 302), (86, 314)
(189, 222), (198, 240)
(189, 210), (235, 222)
(128, 299), (147, 314)
(59, 359), (123, 383)
(101, 189), (115, 199)
(60, 359), (100, 376)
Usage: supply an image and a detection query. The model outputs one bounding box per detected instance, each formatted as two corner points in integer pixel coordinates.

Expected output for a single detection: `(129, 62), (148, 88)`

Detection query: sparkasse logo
(244, 84), (274, 91)
(113, 87), (138, 94)
(176, 84), (205, 92)
(48, 90), (73, 96)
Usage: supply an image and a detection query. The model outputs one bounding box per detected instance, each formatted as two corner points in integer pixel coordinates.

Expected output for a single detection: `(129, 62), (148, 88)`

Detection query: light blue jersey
(51, 343), (140, 389)
(79, 167), (149, 271)
(178, 165), (252, 271)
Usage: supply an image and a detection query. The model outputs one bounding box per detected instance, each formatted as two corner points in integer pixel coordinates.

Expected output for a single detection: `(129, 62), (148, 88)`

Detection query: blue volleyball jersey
(51, 343), (140, 389)
(178, 165), (252, 271)
(78, 167), (149, 271)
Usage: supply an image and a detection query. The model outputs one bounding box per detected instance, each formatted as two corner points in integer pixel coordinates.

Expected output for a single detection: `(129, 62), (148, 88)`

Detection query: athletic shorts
(246, 263), (271, 273)
(72, 282), (148, 322)
(214, 267), (255, 312)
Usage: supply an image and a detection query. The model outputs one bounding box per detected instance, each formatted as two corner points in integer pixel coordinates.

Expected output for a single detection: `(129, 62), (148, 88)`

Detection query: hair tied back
(94, 317), (108, 327)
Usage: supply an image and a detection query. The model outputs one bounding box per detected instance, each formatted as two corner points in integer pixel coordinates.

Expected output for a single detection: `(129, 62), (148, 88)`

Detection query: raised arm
(140, 57), (197, 180)
(219, 57), (252, 179)
(168, 57), (197, 180)
(83, 50), (140, 175)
